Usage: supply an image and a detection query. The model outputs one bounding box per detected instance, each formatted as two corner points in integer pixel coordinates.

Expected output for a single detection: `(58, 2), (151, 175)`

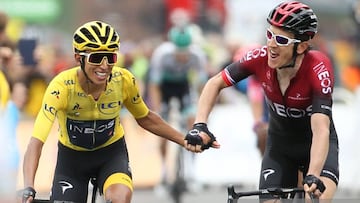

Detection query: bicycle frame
(227, 185), (305, 203)
(167, 98), (193, 203)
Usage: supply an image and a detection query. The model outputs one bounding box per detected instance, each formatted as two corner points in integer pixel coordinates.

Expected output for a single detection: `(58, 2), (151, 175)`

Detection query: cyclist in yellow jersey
(20, 21), (219, 203)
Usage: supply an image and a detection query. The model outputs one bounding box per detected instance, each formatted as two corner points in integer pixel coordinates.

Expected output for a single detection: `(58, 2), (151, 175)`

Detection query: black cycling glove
(303, 174), (326, 193)
(185, 123), (216, 150)
(20, 187), (36, 202)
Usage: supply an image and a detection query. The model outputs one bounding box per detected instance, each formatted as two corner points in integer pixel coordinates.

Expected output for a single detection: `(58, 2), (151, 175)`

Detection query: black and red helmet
(267, 1), (318, 41)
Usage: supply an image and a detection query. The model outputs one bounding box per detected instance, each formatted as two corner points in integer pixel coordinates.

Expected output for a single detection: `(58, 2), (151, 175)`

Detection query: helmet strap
(279, 43), (298, 69)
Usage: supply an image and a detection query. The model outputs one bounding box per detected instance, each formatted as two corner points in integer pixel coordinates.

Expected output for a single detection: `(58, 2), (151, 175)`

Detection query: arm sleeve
(311, 55), (334, 117)
(32, 78), (67, 143)
(221, 46), (267, 86)
(221, 61), (252, 86)
(121, 69), (150, 118)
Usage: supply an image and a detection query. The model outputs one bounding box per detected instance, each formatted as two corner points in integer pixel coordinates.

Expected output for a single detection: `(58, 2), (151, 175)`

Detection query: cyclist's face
(79, 51), (117, 84)
(266, 26), (297, 69)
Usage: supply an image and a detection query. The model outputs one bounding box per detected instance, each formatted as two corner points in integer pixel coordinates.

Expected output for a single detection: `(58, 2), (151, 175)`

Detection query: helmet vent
(74, 34), (85, 44)
(80, 27), (97, 42)
(86, 43), (100, 49)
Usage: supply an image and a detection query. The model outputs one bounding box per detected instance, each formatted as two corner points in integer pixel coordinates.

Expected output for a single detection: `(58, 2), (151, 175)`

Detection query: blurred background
(1, 0), (360, 202)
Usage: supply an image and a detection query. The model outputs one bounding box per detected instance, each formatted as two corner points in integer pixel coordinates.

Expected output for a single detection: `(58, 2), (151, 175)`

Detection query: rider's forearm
(308, 135), (329, 176)
(137, 111), (184, 146)
(307, 114), (330, 176)
(195, 74), (225, 123)
(23, 137), (43, 187)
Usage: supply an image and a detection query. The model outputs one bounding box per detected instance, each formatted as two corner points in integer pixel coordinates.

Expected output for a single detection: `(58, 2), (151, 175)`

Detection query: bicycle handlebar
(227, 185), (304, 203)
(32, 200), (50, 203)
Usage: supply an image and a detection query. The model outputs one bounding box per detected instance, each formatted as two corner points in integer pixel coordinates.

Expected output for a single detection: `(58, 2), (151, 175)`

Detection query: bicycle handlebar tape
(303, 175), (326, 193)
(192, 123), (216, 150)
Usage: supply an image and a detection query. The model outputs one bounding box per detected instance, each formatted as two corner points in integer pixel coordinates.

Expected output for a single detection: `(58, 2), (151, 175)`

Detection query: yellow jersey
(32, 66), (149, 151)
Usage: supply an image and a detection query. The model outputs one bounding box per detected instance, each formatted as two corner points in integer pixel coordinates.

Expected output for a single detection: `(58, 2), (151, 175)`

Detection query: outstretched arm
(136, 110), (184, 145)
(184, 72), (227, 151)
(136, 110), (208, 152)
(22, 137), (44, 202)
(194, 72), (228, 123)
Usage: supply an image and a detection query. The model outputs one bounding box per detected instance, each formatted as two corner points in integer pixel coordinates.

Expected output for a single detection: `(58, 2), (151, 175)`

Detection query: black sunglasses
(79, 51), (118, 65)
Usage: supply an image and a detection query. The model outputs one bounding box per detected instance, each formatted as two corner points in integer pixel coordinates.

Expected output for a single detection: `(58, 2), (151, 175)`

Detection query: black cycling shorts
(50, 137), (132, 202)
(258, 139), (339, 199)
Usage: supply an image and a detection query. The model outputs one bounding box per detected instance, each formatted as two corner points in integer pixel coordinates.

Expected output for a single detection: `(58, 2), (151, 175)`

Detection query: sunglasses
(266, 29), (301, 46)
(79, 51), (118, 65)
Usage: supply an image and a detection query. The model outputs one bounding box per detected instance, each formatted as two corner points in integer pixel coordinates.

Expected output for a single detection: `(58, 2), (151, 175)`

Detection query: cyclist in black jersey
(19, 21), (216, 203)
(185, 1), (339, 202)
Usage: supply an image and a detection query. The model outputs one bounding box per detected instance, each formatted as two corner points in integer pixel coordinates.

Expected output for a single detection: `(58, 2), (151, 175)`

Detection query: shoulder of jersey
(110, 66), (133, 81)
(304, 50), (332, 66)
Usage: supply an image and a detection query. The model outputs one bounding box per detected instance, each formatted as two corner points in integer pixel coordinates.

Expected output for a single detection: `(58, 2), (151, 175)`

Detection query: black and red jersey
(221, 46), (338, 145)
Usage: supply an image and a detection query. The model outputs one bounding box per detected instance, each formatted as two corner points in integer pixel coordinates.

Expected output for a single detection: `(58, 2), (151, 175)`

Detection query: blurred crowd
(1, 0), (360, 201)
(1, 1), (359, 120)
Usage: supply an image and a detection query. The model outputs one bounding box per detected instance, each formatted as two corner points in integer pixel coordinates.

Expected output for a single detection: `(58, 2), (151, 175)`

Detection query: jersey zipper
(275, 71), (295, 107)
(274, 71), (286, 106)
